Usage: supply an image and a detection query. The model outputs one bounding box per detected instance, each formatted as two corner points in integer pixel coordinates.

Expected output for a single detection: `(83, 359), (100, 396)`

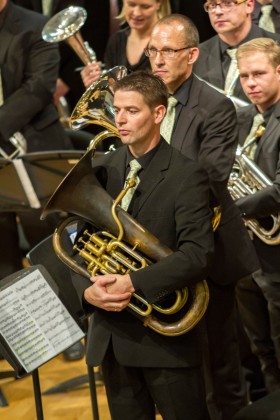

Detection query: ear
(188, 48), (200, 65)
(156, 0), (161, 12)
(276, 64), (280, 80)
(246, 0), (255, 14)
(154, 104), (166, 124)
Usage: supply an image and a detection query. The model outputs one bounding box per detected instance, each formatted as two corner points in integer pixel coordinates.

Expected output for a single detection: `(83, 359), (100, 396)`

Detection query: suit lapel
(171, 76), (201, 151)
(237, 106), (255, 146)
(132, 141), (172, 217)
(0, 4), (17, 69)
(201, 38), (224, 90)
(105, 146), (127, 198)
(256, 103), (280, 158)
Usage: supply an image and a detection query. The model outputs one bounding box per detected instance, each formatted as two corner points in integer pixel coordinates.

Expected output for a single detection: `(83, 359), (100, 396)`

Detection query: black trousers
(101, 340), (209, 420)
(236, 270), (280, 392)
(202, 280), (249, 420)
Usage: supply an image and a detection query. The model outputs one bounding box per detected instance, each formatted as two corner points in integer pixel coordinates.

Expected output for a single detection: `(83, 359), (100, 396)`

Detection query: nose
(131, 6), (141, 16)
(214, 3), (224, 14)
(153, 51), (165, 66)
(247, 76), (257, 87)
(115, 110), (126, 125)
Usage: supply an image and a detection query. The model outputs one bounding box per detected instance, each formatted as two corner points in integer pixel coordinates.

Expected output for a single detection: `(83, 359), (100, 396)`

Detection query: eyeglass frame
(144, 46), (194, 59)
(203, 0), (247, 13)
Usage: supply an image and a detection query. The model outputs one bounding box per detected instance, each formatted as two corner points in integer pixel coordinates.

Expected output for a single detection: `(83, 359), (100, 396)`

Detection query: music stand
(27, 236), (100, 420)
(0, 265), (86, 420)
(0, 150), (88, 212)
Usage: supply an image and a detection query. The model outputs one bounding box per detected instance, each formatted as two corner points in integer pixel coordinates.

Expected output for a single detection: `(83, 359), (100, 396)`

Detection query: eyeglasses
(144, 47), (193, 59)
(204, 0), (246, 13)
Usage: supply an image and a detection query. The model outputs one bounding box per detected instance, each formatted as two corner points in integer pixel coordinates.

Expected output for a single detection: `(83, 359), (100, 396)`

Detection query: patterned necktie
(224, 48), (238, 96)
(42, 0), (52, 16)
(259, 5), (275, 33)
(121, 159), (142, 211)
(160, 96), (178, 144)
(243, 113), (265, 159)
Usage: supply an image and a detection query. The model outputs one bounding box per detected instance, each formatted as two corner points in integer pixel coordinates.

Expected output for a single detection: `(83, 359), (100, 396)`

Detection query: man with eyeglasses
(193, 0), (280, 102)
(147, 13), (260, 420)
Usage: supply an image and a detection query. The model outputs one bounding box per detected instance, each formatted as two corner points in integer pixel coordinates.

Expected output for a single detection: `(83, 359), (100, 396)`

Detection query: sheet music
(0, 268), (85, 373)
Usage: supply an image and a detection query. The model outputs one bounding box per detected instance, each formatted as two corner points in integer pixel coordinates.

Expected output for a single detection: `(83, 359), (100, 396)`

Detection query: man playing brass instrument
(235, 37), (280, 392)
(71, 71), (214, 419)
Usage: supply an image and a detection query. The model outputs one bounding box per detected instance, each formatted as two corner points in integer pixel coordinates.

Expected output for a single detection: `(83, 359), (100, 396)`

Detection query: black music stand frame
(27, 237), (101, 420)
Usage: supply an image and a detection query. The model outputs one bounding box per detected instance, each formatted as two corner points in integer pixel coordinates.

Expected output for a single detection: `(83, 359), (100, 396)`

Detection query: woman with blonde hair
(81, 0), (171, 88)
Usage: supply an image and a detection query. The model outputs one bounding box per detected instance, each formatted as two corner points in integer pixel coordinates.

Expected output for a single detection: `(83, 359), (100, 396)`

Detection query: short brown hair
(237, 38), (280, 68)
(114, 71), (168, 110)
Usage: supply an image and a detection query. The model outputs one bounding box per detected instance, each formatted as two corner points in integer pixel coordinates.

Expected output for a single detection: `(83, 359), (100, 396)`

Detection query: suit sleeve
(130, 164), (214, 304)
(0, 15), (60, 141)
(195, 91), (238, 209)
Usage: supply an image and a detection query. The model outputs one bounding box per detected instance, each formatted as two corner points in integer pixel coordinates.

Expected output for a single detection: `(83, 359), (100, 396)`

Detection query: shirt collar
(219, 24), (261, 55)
(125, 139), (162, 171)
(173, 74), (193, 106)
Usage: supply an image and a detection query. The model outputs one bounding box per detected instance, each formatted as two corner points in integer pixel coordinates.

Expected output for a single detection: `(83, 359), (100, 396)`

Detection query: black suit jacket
(236, 102), (280, 217)
(193, 24), (280, 102)
(236, 102), (280, 272)
(71, 140), (214, 367)
(171, 75), (260, 284)
(0, 1), (70, 151)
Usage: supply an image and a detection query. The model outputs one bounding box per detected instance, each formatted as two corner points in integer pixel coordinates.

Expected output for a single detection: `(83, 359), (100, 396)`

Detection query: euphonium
(41, 145), (211, 337)
(228, 127), (280, 246)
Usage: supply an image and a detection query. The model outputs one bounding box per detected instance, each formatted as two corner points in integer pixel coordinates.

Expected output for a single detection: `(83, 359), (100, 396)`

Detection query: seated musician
(235, 37), (280, 393)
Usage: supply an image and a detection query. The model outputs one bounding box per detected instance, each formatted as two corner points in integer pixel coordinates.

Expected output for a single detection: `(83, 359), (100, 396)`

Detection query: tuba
(228, 127), (280, 246)
(41, 145), (211, 337)
(40, 69), (214, 337)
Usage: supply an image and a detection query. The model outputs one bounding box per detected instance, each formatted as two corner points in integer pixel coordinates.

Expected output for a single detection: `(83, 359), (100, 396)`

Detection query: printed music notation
(0, 267), (85, 373)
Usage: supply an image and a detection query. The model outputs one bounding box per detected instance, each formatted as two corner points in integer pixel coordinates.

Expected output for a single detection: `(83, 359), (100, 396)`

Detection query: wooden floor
(0, 346), (163, 420)
(0, 345), (110, 420)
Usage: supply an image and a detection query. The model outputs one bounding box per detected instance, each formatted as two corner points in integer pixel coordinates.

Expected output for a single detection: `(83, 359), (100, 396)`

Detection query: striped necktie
(259, 5), (275, 33)
(224, 48), (238, 96)
(121, 159), (142, 211)
(243, 113), (265, 159)
(160, 96), (178, 144)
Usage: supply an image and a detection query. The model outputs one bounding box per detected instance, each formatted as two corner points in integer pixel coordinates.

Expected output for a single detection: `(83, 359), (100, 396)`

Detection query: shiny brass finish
(42, 147), (212, 336)
(228, 128), (280, 245)
(70, 65), (127, 133)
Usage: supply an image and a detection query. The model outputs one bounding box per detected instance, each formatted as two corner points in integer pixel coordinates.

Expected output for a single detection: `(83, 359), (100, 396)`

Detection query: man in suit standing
(146, 13), (260, 420)
(193, 0), (280, 102)
(67, 70), (214, 419)
(0, 0), (71, 277)
(234, 37), (280, 393)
